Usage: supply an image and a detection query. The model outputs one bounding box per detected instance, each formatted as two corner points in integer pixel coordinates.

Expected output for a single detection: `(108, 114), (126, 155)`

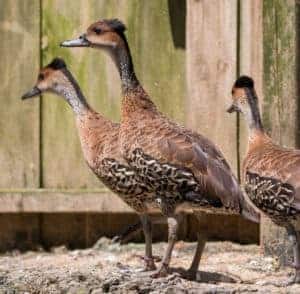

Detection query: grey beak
(60, 35), (90, 47)
(21, 86), (41, 100)
(227, 104), (240, 113)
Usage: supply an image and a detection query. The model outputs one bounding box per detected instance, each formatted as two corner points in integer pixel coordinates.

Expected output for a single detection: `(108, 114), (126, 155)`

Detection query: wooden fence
(0, 0), (298, 249)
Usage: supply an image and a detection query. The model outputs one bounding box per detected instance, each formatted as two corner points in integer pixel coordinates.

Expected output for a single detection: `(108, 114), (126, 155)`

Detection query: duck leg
(184, 232), (207, 280)
(259, 224), (300, 287)
(287, 224), (300, 283)
(140, 214), (156, 271)
(151, 214), (183, 278)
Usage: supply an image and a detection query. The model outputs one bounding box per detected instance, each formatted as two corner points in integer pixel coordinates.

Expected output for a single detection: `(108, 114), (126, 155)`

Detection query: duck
(21, 57), (162, 271)
(227, 75), (300, 284)
(61, 19), (259, 279)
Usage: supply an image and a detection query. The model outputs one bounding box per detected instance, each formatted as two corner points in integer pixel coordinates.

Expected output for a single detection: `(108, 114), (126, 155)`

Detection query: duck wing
(133, 118), (242, 212)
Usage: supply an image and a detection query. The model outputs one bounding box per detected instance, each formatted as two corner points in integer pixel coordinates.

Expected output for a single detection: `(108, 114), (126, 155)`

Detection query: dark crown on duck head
(234, 75), (254, 89)
(102, 19), (126, 34)
(46, 58), (67, 70)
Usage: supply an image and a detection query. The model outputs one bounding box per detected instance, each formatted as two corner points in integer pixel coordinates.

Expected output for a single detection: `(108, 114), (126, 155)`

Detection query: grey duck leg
(256, 224), (300, 287)
(151, 214), (183, 278)
(184, 232), (207, 280)
(140, 214), (156, 271)
(287, 224), (300, 283)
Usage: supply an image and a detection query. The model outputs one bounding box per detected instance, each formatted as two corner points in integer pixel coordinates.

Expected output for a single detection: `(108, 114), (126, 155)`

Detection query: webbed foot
(150, 263), (169, 278)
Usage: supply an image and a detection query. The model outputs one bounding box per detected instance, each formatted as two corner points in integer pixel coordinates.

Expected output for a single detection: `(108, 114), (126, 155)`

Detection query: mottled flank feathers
(127, 148), (224, 214)
(243, 137), (300, 225)
(245, 171), (296, 219)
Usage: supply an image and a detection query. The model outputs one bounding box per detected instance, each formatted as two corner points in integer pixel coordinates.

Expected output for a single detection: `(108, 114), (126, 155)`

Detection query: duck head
(227, 76), (263, 131)
(227, 76), (255, 114)
(21, 58), (71, 99)
(60, 19), (139, 91)
(60, 19), (127, 50)
(22, 58), (90, 115)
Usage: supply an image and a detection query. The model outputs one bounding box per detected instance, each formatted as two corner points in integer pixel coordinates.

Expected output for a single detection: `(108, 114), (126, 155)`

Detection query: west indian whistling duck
(228, 76), (300, 285)
(61, 19), (259, 279)
(21, 58), (162, 271)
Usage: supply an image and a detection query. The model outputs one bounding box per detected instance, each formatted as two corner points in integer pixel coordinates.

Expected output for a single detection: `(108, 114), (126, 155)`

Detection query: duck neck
(244, 88), (264, 138)
(107, 33), (139, 93)
(108, 33), (156, 115)
(59, 68), (91, 116)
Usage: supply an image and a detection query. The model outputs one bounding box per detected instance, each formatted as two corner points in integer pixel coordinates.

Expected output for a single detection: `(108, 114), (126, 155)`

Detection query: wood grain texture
(186, 0), (238, 173)
(41, 0), (186, 188)
(263, 0), (297, 146)
(239, 0), (263, 169)
(238, 0), (264, 242)
(0, 0), (40, 188)
(0, 190), (134, 213)
(261, 0), (299, 265)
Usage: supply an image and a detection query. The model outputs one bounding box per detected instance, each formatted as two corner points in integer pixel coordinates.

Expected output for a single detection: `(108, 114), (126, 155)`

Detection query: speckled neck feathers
(59, 68), (91, 115)
(109, 32), (156, 113)
(115, 32), (139, 91)
(244, 88), (264, 133)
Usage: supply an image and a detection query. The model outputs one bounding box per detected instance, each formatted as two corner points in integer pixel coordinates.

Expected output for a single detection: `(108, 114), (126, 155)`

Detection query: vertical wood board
(239, 0), (263, 168)
(263, 0), (297, 146)
(0, 0), (40, 188)
(186, 0), (238, 172)
(238, 0), (263, 244)
(261, 0), (298, 265)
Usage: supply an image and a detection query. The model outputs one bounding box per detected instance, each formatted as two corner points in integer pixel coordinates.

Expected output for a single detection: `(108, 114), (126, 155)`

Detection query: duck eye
(38, 73), (44, 81)
(93, 28), (102, 35)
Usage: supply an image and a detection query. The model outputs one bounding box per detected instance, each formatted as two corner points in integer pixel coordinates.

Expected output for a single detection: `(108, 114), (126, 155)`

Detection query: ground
(0, 238), (299, 293)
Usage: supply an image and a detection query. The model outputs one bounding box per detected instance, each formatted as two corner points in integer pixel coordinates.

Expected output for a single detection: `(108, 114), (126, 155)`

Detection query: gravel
(0, 238), (298, 293)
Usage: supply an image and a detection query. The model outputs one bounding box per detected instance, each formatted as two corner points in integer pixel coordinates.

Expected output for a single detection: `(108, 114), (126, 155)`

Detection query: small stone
(93, 237), (112, 250)
(51, 246), (68, 254)
(91, 289), (103, 294)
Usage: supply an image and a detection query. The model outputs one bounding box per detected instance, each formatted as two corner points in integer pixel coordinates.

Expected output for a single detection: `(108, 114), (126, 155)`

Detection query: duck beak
(60, 34), (90, 47)
(21, 86), (41, 100)
(226, 104), (240, 113)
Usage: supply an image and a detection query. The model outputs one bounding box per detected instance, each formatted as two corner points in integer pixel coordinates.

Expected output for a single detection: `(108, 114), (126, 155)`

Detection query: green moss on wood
(0, 0), (40, 188)
(263, 0), (296, 146)
(262, 0), (298, 265)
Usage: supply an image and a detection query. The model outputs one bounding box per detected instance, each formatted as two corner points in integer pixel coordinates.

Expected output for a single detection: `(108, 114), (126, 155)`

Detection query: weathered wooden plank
(186, 0), (238, 172)
(41, 0), (105, 188)
(0, 0), (40, 188)
(263, 0), (298, 146)
(126, 0), (186, 123)
(0, 190), (134, 213)
(41, 0), (186, 188)
(261, 0), (298, 265)
(264, 0), (298, 144)
(0, 214), (40, 252)
(238, 0), (263, 240)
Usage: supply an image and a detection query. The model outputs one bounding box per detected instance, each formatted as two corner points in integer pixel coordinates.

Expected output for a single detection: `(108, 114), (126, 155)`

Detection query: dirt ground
(0, 238), (299, 293)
